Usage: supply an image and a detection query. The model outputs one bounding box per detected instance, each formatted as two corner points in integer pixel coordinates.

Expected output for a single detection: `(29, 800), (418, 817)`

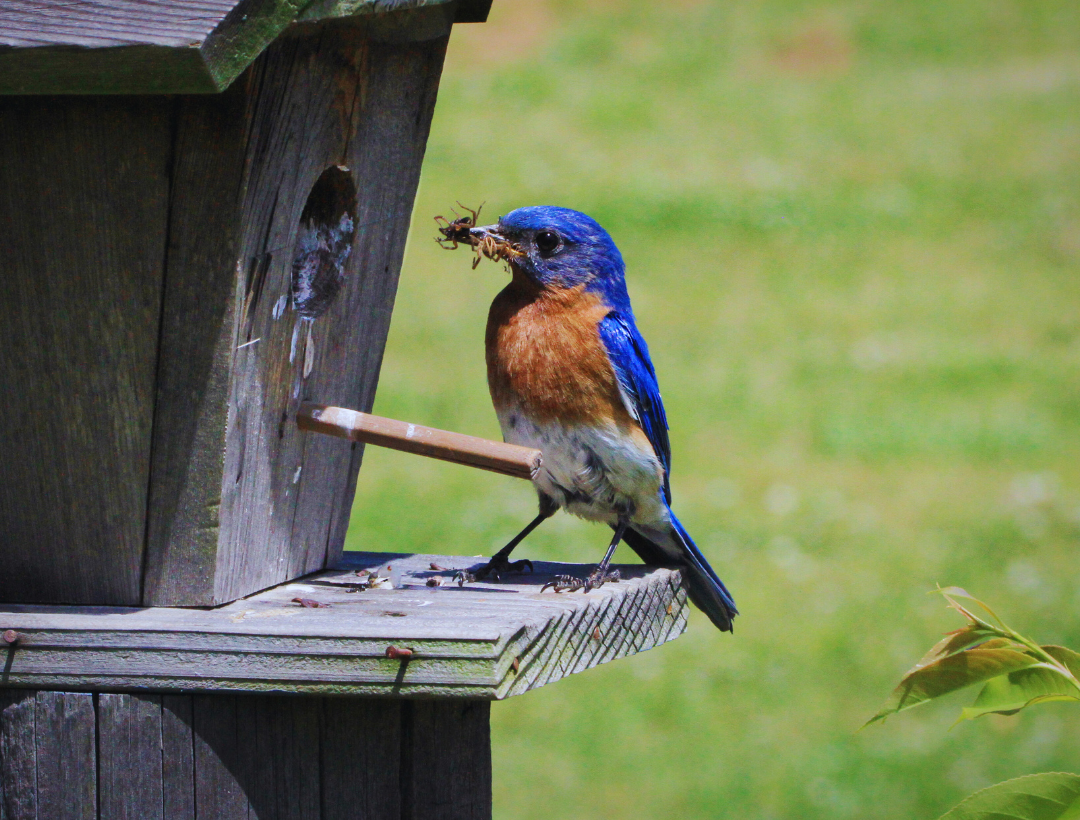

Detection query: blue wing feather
(597, 312), (672, 502)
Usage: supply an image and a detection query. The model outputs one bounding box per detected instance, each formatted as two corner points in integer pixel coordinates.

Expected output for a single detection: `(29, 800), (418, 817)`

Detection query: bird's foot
(541, 568), (620, 593)
(585, 566), (620, 592)
(454, 555), (533, 586)
(540, 574), (584, 593)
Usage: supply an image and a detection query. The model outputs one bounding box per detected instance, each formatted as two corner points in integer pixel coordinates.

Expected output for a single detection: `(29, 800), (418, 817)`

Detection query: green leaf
(937, 772), (1080, 820)
(865, 646), (1040, 726)
(1044, 646), (1080, 679)
(912, 625), (1004, 672)
(938, 586), (1005, 628)
(960, 664), (1080, 721)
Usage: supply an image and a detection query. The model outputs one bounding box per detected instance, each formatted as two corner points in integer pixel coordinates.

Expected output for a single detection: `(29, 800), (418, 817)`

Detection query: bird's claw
(453, 569), (475, 587)
(585, 567), (620, 591)
(455, 557), (533, 587)
(541, 574), (585, 593)
(540, 568), (620, 593)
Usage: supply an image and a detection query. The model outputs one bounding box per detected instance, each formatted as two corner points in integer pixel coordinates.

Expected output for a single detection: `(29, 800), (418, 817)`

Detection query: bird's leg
(455, 501), (555, 586)
(585, 517), (627, 591)
(542, 517), (627, 593)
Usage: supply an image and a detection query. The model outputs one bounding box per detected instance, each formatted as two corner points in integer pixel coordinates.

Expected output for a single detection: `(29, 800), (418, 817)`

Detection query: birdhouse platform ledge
(0, 552), (688, 699)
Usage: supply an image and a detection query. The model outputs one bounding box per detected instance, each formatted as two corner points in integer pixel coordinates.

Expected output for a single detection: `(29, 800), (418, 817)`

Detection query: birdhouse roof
(0, 0), (489, 94)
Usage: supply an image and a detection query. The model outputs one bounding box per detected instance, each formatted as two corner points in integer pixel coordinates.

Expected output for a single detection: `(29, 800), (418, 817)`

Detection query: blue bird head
(472, 206), (631, 309)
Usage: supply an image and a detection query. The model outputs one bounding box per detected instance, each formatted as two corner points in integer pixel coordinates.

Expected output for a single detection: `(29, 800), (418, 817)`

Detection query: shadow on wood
(0, 690), (491, 820)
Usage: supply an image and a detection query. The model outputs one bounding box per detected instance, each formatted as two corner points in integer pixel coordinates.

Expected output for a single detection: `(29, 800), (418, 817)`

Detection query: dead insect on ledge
(435, 202), (525, 269)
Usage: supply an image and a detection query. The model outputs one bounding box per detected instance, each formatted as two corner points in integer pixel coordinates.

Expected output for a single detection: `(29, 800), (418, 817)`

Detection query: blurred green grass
(343, 1), (1080, 817)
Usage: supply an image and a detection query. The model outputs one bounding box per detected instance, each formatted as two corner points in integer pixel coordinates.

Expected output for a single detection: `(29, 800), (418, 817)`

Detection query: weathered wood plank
(0, 96), (171, 606)
(0, 45), (221, 95)
(1, 9), (458, 609)
(249, 697), (320, 820)
(215, 21), (377, 605)
(192, 695), (327, 820)
(0, 0), (468, 94)
(403, 701), (491, 820)
(0, 0), (247, 48)
(98, 693), (164, 820)
(0, 554), (689, 698)
(192, 695), (252, 819)
(143, 16), (451, 606)
(0, 691), (35, 820)
(140, 78), (252, 607)
(34, 691), (96, 819)
(321, 698), (402, 820)
(217, 21), (451, 604)
(298, 20), (451, 581)
(3, 689), (499, 819)
(0, 0), (247, 94)
(162, 696), (196, 820)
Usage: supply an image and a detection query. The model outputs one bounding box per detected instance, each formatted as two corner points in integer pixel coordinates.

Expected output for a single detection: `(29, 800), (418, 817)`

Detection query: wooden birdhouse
(0, 3), (692, 817)
(0, 0), (490, 607)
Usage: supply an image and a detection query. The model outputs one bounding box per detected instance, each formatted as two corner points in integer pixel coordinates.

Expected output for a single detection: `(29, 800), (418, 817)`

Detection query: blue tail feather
(621, 513), (737, 632)
(669, 514), (738, 631)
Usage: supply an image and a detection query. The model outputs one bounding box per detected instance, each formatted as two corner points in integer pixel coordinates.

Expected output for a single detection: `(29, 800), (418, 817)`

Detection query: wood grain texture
(215, 19), (450, 604)
(215, 20), (383, 606)
(249, 696), (321, 820)
(297, 403), (543, 480)
(320, 698), (401, 820)
(0, 45), (219, 95)
(143, 17), (451, 606)
(0, 691), (35, 820)
(161, 696), (196, 820)
(140, 80), (252, 607)
(192, 695), (325, 820)
(192, 695), (252, 820)
(288, 23), (451, 581)
(0, 96), (171, 606)
(34, 691), (96, 819)
(403, 701), (490, 820)
(0, 553), (689, 698)
(0, 0), (249, 48)
(0, 0), (466, 94)
(3, 691), (491, 819)
(1, 9), (456, 608)
(0, 0), (292, 94)
(98, 693), (164, 820)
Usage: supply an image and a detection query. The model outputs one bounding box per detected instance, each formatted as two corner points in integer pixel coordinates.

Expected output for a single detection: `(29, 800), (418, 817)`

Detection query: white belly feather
(497, 404), (670, 530)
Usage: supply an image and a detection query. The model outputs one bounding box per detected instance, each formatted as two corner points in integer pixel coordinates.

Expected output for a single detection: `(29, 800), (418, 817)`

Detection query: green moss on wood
(200, 0), (311, 91)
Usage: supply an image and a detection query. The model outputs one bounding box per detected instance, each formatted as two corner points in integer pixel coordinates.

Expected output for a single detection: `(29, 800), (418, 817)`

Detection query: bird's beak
(465, 222), (525, 268)
(469, 224), (502, 242)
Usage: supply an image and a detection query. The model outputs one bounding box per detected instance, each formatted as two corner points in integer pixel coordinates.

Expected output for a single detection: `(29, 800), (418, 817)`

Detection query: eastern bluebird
(458, 206), (737, 633)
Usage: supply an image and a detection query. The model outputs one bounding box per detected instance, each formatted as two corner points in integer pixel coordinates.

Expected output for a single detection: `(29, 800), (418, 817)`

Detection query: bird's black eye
(535, 230), (561, 257)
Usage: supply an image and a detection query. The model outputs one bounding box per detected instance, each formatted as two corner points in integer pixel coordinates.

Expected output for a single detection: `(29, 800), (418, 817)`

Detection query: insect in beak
(466, 225), (524, 269)
(468, 224), (500, 243)
(435, 203), (524, 269)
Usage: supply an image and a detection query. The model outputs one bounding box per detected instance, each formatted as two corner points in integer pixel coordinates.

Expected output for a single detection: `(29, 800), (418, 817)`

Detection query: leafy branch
(866, 587), (1080, 820)
(866, 587), (1080, 726)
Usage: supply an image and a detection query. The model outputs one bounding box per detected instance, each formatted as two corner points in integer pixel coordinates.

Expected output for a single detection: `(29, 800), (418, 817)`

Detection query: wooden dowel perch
(297, 403), (543, 480)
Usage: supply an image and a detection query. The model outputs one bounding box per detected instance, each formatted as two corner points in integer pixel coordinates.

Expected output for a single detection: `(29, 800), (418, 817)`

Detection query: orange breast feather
(486, 271), (632, 427)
